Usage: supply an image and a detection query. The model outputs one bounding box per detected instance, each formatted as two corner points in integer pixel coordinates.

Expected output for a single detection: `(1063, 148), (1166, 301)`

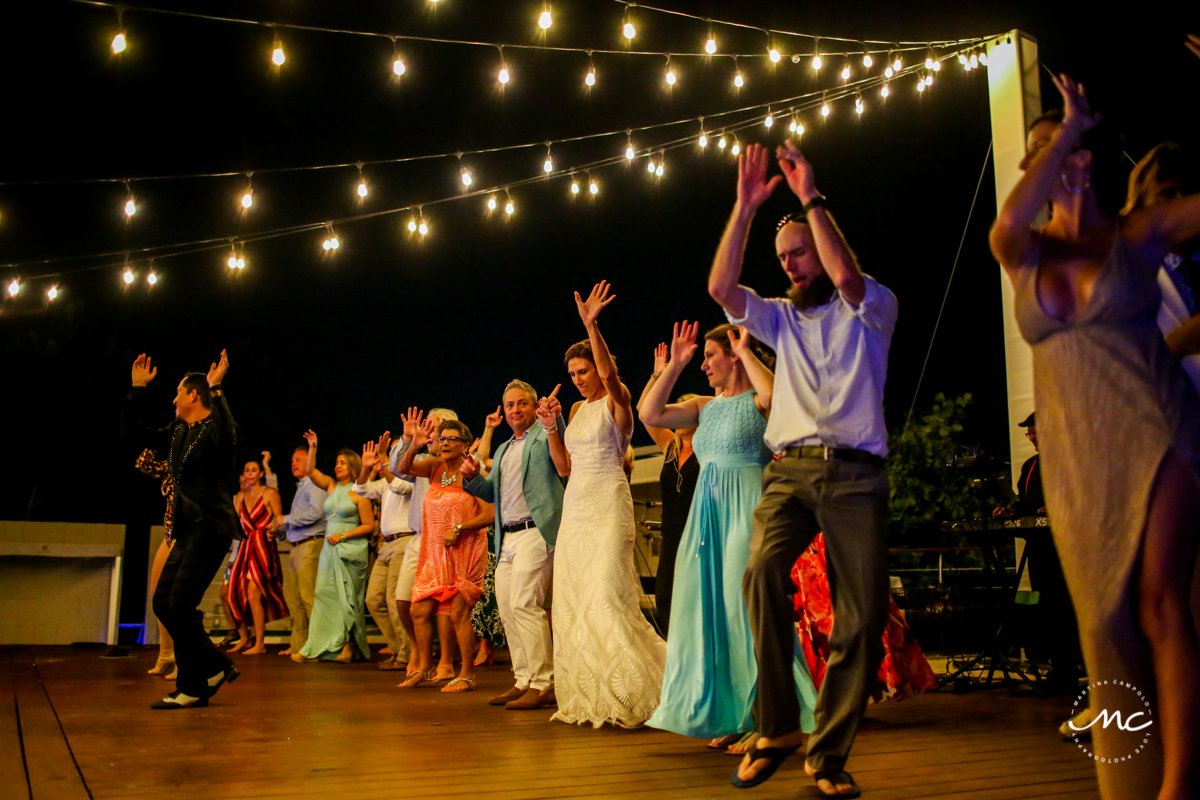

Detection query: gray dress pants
(743, 457), (890, 772)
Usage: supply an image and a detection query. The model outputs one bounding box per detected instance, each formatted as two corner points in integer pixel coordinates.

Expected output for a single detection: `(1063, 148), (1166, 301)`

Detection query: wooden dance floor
(3, 645), (1099, 800)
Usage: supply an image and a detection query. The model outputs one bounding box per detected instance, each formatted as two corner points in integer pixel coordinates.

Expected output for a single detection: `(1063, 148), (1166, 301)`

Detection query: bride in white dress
(537, 281), (667, 728)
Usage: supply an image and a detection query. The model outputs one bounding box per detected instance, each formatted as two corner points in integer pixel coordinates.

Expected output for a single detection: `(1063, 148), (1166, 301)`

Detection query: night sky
(2, 0), (1197, 540)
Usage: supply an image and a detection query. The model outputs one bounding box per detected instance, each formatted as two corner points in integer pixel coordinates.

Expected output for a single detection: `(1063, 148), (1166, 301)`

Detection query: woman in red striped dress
(228, 460), (288, 655)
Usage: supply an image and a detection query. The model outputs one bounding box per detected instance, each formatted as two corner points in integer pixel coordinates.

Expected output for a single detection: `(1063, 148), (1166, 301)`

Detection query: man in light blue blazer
(461, 379), (566, 710)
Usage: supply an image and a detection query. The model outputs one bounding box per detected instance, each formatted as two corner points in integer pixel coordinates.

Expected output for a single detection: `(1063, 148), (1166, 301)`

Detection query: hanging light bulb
(538, 10), (552, 30)
(272, 43), (286, 66)
(885, 66), (894, 78)
(124, 197), (136, 217)
(460, 168), (473, 187)
(112, 32), (127, 54)
(917, 78), (926, 93)
(733, 70), (744, 88)
(698, 132), (708, 147)
(323, 238), (332, 251)
(855, 94), (864, 115)
(393, 57), (406, 76)
(730, 140), (741, 156)
(330, 236), (339, 250)
(769, 47), (781, 63)
(821, 100), (830, 117)
(407, 219), (418, 232)
(926, 72), (935, 86)
(623, 21), (636, 40)
(840, 63), (851, 81)
(958, 52), (968, 66)
(498, 65), (510, 84)
(664, 56), (676, 85)
(795, 120), (806, 135)
(589, 178), (599, 195)
(969, 53), (979, 69)
(147, 271), (158, 286)
(925, 50), (934, 70)
(570, 178), (580, 195)
(655, 163), (664, 177)
(788, 118), (797, 133)
(812, 40), (822, 70)
(647, 159), (656, 173)
(625, 142), (635, 160)
(705, 37), (717, 55)
(47, 285), (59, 301)
(862, 49), (873, 68)
(979, 50), (989, 66)
(717, 133), (727, 149)
(764, 112), (774, 128)
(7, 278), (19, 297)
(543, 148), (554, 174)
(504, 198), (515, 215)
(585, 64), (596, 86)
(893, 55), (903, 72)
(932, 59), (941, 71)
(124, 267), (136, 284)
(487, 194), (498, 211)
(880, 82), (890, 98)
(418, 219), (429, 236)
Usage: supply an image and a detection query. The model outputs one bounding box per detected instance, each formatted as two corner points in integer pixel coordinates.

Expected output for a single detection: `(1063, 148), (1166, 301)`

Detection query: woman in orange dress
(394, 410), (494, 693)
(226, 459), (287, 654)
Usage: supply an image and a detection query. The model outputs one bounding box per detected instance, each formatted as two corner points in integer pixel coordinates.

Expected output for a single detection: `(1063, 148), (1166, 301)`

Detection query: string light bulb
(589, 177), (599, 195)
(393, 57), (406, 76)
(969, 52), (979, 69)
(862, 48), (873, 68)
(124, 197), (136, 217)
(538, 10), (552, 30)
(917, 77), (926, 93)
(47, 285), (59, 301)
(885, 65), (894, 78)
(272, 43), (286, 66)
(543, 145), (554, 174)
(664, 56), (676, 86)
(733, 60), (744, 88)
(769, 47), (781, 63)
(407, 218), (417, 232)
(647, 159), (657, 173)
(932, 59), (941, 71)
(147, 271), (158, 286)
(855, 93), (864, 115)
(112, 32), (127, 54)
(623, 21), (636, 40)
(585, 59), (596, 87)
(655, 162), (664, 177)
(893, 55), (903, 72)
(841, 62), (851, 81)
(979, 50), (989, 66)
(698, 132), (708, 147)
(880, 82), (890, 98)
(793, 119), (806, 135)
(625, 133), (636, 160)
(926, 72), (935, 86)
(705, 37), (717, 55)
(717, 133), (727, 149)
(124, 267), (136, 283)
(570, 178), (580, 195)
(812, 39), (822, 70)
(418, 220), (428, 236)
(504, 195), (515, 216)
(925, 50), (934, 70)
(730, 140), (740, 156)
(821, 96), (830, 117)
(764, 111), (774, 128)
(487, 194), (498, 211)
(357, 180), (368, 198)
(241, 191), (253, 209)
(7, 279), (19, 297)
(460, 169), (472, 187)
(498, 64), (510, 84)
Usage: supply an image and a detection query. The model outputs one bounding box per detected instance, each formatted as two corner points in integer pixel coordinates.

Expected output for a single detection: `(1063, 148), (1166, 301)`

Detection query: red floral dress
(793, 533), (937, 702)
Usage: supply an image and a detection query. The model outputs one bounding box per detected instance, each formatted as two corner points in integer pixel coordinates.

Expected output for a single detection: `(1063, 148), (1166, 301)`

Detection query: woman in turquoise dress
(641, 321), (817, 746)
(293, 430), (376, 663)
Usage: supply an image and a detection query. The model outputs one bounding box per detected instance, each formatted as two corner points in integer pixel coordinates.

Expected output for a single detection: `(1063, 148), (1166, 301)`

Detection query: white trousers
(495, 528), (554, 691)
(394, 532), (422, 602)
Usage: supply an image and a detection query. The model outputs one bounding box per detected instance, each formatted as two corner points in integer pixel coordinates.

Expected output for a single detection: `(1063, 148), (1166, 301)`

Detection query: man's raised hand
(485, 406), (503, 430)
(776, 140), (820, 203)
(207, 349), (230, 387)
(361, 441), (380, 470)
(131, 353), (157, 387)
(736, 143), (783, 214)
(400, 407), (425, 442)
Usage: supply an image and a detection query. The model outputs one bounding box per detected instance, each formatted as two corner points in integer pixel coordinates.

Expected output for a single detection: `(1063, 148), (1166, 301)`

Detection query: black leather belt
(782, 445), (884, 467)
(381, 531), (415, 543)
(501, 520), (537, 534)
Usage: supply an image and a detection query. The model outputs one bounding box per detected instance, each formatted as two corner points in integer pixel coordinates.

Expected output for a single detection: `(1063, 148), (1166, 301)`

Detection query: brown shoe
(488, 685), (527, 706)
(378, 656), (407, 671)
(506, 687), (556, 710)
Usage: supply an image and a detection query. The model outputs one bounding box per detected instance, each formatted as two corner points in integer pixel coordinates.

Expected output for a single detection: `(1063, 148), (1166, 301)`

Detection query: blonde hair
(664, 393), (701, 464)
(429, 407), (458, 421)
(503, 379), (538, 404)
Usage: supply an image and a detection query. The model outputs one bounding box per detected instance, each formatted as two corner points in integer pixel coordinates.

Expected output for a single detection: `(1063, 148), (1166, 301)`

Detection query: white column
(986, 30), (1042, 489)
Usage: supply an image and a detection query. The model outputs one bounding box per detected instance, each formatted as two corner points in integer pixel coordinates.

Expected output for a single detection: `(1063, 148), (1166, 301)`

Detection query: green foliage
(887, 393), (992, 543)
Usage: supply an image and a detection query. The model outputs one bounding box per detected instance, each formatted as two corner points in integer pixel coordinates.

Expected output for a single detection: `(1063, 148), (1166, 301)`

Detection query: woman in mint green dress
(640, 322), (817, 745)
(293, 430), (375, 663)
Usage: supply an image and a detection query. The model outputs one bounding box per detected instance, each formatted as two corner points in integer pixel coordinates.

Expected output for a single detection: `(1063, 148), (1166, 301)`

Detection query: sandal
(216, 632), (238, 650)
(147, 655), (175, 676)
(729, 742), (802, 789)
(708, 733), (743, 750)
(397, 669), (437, 689)
(725, 732), (759, 755)
(813, 770), (861, 799)
(441, 677), (476, 693)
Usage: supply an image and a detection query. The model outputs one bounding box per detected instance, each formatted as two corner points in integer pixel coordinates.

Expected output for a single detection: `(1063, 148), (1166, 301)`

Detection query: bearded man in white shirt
(710, 141), (898, 800)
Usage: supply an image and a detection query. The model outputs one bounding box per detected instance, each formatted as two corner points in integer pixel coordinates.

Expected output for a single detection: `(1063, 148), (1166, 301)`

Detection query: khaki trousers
(366, 535), (414, 662)
(283, 537), (324, 651)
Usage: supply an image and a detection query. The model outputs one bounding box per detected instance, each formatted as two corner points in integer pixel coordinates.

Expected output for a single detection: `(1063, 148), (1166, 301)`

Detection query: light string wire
(620, 1), (984, 47)
(901, 138), (994, 437)
(1, 57), (966, 282)
(5, 6), (1000, 188)
(68, 0), (993, 54)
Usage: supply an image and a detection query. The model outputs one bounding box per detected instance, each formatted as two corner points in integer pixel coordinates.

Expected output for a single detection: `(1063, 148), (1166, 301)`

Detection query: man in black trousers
(125, 350), (241, 709)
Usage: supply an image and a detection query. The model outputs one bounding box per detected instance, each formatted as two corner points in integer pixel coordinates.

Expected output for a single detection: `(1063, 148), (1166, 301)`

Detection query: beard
(787, 273), (837, 310)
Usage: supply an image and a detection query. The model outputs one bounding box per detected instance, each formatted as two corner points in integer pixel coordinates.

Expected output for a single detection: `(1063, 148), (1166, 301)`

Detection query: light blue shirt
(282, 475), (327, 542)
(727, 277), (898, 457)
(389, 439), (429, 532)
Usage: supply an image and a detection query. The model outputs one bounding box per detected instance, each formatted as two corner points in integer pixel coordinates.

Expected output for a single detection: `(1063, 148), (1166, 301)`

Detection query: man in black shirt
(125, 350), (242, 709)
(994, 412), (1081, 693)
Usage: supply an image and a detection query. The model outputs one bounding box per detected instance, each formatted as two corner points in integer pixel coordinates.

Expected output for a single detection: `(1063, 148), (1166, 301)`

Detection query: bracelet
(801, 195), (827, 215)
(650, 373), (662, 381)
(542, 424), (558, 435)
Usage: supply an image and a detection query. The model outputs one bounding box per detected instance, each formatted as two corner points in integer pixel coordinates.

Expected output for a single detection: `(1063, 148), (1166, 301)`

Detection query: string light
(917, 76), (926, 92)
(647, 158), (657, 173)
(543, 144), (554, 174)
(730, 139), (740, 156)
(538, 10), (553, 30)
(764, 109), (774, 128)
(925, 49), (934, 70)
(460, 168), (473, 187)
(862, 46), (873, 68)
(585, 54), (597, 87)
(504, 193), (515, 216)
(272, 40), (286, 66)
(625, 132), (635, 161)
(717, 133), (727, 149)
(705, 36), (717, 55)
(664, 56), (676, 86)
(821, 92), (831, 117)
(226, 245), (245, 269)
(969, 52), (979, 69)
(884, 50), (894, 78)
(880, 82), (890, 98)
(393, 57), (406, 76)
(486, 194), (498, 211)
(926, 71), (935, 86)
(7, 279), (19, 298)
(124, 197), (136, 217)
(357, 179), (369, 198)
(932, 59), (941, 72)
(147, 271), (158, 286)
(112, 32), (127, 54)
(407, 218), (418, 232)
(588, 175), (599, 195)
(570, 176), (580, 195)
(812, 39), (822, 70)
(979, 50), (989, 66)
(418, 218), (429, 235)
(855, 92), (864, 115)
(768, 45), (781, 63)
(840, 62), (851, 81)
(623, 21), (636, 39)
(124, 266), (136, 283)
(47, 285), (59, 301)
(697, 120), (708, 147)
(733, 59), (744, 88)
(240, 175), (254, 210)
(497, 46), (510, 85)
(893, 55), (903, 72)
(791, 118), (806, 135)
(655, 159), (664, 178)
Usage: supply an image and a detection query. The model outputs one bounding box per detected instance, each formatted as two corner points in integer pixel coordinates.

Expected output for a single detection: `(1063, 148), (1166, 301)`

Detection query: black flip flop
(729, 742), (801, 789)
(813, 770), (861, 799)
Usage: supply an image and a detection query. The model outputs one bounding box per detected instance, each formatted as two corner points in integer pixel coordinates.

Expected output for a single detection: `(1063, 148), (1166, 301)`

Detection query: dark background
(1, 2), (1197, 625)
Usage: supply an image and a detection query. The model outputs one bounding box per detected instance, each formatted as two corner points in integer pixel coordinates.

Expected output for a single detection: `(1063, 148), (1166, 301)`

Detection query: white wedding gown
(551, 395), (667, 728)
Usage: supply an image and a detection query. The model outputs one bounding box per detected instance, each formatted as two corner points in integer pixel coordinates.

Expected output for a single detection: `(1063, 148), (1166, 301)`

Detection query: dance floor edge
(2, 645), (1100, 800)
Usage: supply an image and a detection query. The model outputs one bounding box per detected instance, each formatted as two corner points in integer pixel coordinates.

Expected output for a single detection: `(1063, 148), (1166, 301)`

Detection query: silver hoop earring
(1060, 172), (1091, 195)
